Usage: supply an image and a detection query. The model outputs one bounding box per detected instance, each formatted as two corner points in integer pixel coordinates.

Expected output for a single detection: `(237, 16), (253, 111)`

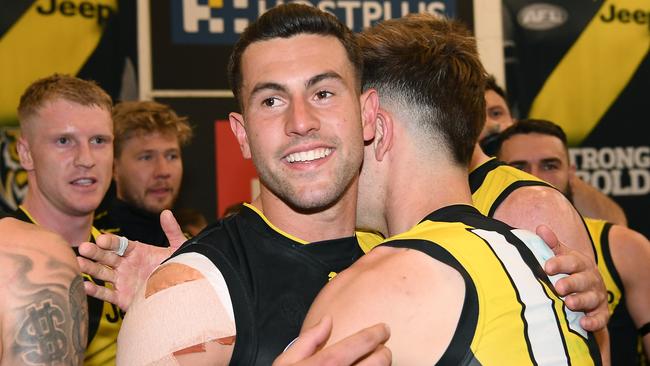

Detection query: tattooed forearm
(69, 275), (88, 364)
(1, 251), (88, 366)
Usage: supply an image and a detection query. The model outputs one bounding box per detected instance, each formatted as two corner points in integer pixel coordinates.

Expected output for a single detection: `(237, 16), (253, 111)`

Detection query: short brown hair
(227, 3), (362, 108)
(496, 118), (569, 155)
(18, 74), (113, 126)
(358, 14), (486, 166)
(112, 101), (193, 157)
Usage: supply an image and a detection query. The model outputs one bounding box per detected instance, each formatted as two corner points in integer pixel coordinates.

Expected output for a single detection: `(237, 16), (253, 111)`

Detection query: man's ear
(229, 112), (252, 159)
(17, 136), (34, 171)
(359, 89), (379, 142)
(373, 108), (393, 162)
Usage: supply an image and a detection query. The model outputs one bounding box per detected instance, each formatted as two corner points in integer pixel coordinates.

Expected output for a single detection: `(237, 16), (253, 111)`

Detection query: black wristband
(639, 322), (650, 336)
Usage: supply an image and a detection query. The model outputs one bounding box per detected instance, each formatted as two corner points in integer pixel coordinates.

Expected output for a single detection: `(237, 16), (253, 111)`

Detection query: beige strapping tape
(116, 279), (236, 365)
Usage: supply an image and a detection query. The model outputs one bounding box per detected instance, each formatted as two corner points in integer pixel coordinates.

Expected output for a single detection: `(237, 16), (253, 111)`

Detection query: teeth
(286, 148), (332, 163)
(72, 178), (94, 186)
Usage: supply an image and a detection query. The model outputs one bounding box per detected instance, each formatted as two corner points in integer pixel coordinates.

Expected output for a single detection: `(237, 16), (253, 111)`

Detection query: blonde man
(14, 74), (119, 365)
(94, 101), (192, 246)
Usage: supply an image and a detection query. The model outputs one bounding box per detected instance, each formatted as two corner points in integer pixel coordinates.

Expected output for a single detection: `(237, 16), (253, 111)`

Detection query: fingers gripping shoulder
(117, 253), (236, 366)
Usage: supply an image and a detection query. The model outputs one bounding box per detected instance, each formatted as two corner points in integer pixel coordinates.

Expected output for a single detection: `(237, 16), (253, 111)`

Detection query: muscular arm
(116, 253), (236, 366)
(494, 186), (595, 261)
(608, 225), (650, 359)
(494, 188), (610, 362)
(570, 176), (627, 226)
(302, 246), (464, 365)
(0, 218), (87, 366)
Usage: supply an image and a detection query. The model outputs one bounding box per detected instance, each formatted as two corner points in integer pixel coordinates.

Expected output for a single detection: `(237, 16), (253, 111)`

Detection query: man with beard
(94, 101), (192, 247)
(77, 5), (607, 365)
(496, 118), (650, 365)
(105, 5), (386, 365)
(476, 77), (627, 226)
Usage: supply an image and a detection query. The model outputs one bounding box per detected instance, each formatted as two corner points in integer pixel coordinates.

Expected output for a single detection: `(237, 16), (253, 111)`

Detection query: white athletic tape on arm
(166, 252), (235, 322)
(116, 267), (236, 365)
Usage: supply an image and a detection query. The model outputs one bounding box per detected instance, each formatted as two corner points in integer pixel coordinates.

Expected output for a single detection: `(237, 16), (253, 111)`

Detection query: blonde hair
(112, 101), (193, 157)
(18, 74), (113, 128)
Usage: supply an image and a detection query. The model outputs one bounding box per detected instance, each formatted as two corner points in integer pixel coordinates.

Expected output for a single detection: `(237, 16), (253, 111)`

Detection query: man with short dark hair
(112, 5), (383, 365)
(497, 118), (650, 365)
(78, 5), (609, 364)
(479, 75), (514, 156)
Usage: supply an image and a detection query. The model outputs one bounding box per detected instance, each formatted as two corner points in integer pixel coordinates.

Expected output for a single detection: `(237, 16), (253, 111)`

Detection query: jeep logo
(36, 0), (115, 26)
(517, 3), (568, 31)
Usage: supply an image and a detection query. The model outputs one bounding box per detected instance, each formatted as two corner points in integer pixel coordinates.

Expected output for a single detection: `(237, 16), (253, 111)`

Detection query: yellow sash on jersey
(0, 0), (117, 124)
(529, 0), (649, 145)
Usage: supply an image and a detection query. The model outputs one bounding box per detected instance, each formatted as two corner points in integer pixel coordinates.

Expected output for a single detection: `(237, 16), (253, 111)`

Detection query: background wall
(1, 0), (648, 238)
(139, 0), (469, 219)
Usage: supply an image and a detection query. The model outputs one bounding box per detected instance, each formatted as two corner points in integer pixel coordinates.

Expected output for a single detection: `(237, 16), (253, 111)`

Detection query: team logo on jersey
(172, 0), (453, 45)
(517, 3), (568, 31)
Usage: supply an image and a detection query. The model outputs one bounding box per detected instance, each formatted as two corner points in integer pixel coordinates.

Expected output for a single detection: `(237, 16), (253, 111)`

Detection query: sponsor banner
(571, 146), (650, 197)
(171, 0), (455, 45)
(504, 0), (649, 237)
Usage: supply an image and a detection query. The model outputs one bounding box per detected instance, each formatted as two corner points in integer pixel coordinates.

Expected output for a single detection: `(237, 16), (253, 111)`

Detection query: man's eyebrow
(306, 72), (344, 88)
(247, 72), (344, 103)
(541, 157), (562, 164)
(249, 82), (287, 102)
(507, 159), (528, 166)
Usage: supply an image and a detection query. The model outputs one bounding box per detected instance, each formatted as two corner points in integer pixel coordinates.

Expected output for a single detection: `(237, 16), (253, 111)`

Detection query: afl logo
(517, 3), (568, 30)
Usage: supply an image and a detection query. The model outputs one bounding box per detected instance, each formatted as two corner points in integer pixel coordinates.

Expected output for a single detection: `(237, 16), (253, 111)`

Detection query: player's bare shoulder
(0, 218), (87, 366)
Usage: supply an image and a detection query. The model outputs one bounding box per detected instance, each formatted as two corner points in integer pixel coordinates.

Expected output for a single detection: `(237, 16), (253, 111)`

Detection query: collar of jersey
(242, 202), (309, 245)
(19, 205), (100, 242)
(468, 157), (503, 193)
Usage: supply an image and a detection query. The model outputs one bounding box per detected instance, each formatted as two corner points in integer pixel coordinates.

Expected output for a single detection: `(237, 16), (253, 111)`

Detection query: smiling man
(113, 4), (381, 365)
(94, 101), (192, 247)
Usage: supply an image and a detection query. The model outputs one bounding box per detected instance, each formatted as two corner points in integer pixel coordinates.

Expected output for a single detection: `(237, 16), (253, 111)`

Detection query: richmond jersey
(13, 206), (123, 366)
(381, 204), (601, 365)
(585, 218), (647, 366)
(470, 158), (552, 217)
(167, 203), (364, 365)
(94, 196), (169, 248)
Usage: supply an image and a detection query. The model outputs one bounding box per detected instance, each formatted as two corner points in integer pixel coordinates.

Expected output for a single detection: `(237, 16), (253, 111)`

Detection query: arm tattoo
(3, 251), (88, 366)
(68, 275), (88, 363)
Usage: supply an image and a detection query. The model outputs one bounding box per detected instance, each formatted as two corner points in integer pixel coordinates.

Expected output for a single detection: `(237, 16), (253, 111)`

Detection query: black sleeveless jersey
(94, 196), (169, 248)
(586, 219), (647, 366)
(168, 203), (364, 365)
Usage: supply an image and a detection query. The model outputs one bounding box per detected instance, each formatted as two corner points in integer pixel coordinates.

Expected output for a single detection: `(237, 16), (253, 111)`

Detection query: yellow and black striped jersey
(355, 230), (384, 253)
(584, 218), (647, 366)
(13, 206), (122, 366)
(469, 158), (552, 217)
(381, 204), (601, 365)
